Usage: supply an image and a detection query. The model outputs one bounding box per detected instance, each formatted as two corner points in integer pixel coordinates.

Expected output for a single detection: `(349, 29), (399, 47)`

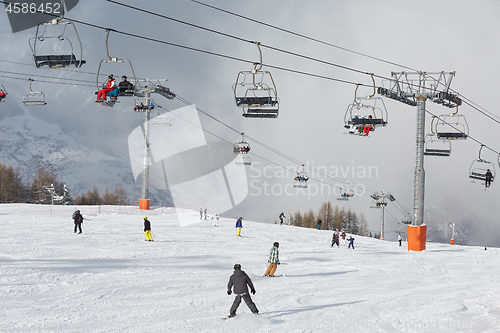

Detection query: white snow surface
(2, 204), (500, 333)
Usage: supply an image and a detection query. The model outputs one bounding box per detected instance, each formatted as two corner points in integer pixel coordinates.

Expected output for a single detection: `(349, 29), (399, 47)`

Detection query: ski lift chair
(435, 114), (469, 140)
(293, 165), (309, 188)
(336, 186), (353, 201)
(344, 96), (388, 135)
(233, 133), (251, 165)
(234, 42), (279, 119)
(235, 74), (279, 118)
(153, 114), (172, 127)
(134, 98), (155, 112)
(469, 160), (495, 184)
(29, 1), (85, 69)
(23, 79), (47, 106)
(96, 30), (139, 104)
(293, 173), (309, 188)
(370, 201), (387, 209)
(337, 193), (353, 201)
(469, 145), (495, 185)
(424, 133), (451, 157)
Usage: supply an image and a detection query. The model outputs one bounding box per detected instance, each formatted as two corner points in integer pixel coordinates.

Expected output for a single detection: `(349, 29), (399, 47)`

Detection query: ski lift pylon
(23, 79), (47, 106)
(28, 0), (85, 69)
(233, 42), (279, 119)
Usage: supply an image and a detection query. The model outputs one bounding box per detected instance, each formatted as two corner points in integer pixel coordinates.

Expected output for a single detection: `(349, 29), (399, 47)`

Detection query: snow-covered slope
(2, 204), (500, 333)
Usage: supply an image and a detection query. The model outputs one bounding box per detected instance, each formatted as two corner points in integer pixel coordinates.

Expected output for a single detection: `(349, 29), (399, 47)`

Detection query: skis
(263, 274), (284, 277)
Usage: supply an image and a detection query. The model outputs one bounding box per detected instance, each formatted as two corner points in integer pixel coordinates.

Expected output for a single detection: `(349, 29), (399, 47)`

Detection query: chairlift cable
(2, 0), (500, 129)
(190, 0), (418, 73)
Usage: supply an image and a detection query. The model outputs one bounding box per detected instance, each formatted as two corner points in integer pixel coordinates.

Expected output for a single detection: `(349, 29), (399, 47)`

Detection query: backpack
(72, 211), (77, 219)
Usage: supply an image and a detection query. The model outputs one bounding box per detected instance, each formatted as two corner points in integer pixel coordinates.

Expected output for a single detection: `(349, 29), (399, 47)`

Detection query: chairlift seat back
(34, 54), (86, 68)
(436, 132), (468, 140)
(243, 108), (278, 118)
(236, 96), (278, 107)
(424, 149), (451, 157)
(350, 118), (386, 126)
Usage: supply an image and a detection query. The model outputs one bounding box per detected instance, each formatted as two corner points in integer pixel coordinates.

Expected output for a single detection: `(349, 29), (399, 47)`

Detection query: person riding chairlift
(96, 74), (118, 102)
(363, 115), (373, 135)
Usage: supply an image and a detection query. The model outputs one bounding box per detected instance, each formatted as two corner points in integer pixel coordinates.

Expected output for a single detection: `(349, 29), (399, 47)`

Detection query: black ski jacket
(227, 270), (255, 295)
(144, 219), (151, 231)
(74, 213), (83, 224)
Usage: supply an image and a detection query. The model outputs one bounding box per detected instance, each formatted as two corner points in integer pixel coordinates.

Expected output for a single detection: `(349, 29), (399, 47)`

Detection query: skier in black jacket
(144, 217), (153, 241)
(227, 264), (259, 317)
(73, 210), (83, 234)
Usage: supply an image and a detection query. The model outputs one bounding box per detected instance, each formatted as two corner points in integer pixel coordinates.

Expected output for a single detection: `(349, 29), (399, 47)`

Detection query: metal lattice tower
(370, 192), (395, 240)
(135, 80), (176, 209)
(378, 72), (461, 227)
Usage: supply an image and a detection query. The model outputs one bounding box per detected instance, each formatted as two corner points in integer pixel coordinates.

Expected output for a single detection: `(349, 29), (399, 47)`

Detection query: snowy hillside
(2, 204), (500, 333)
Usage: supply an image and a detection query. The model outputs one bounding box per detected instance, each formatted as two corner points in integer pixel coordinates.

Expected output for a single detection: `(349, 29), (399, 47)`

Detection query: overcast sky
(0, 0), (499, 244)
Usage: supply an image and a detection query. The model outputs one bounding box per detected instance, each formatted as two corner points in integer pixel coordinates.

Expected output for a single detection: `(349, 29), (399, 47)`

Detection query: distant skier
(213, 214), (220, 227)
(398, 233), (402, 246)
(73, 210), (83, 234)
(200, 208), (203, 220)
(331, 232), (339, 247)
(235, 217), (243, 237)
(279, 212), (285, 225)
(227, 264), (259, 318)
(204, 208), (208, 221)
(144, 217), (153, 242)
(348, 235), (355, 249)
(317, 219), (322, 230)
(264, 242), (280, 277)
(485, 169), (493, 188)
(340, 231), (347, 246)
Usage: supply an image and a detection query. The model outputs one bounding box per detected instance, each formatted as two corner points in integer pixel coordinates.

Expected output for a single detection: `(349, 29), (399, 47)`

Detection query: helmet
(144, 216), (148, 219)
(274, 242), (279, 247)
(233, 264), (241, 270)
(122, 75), (127, 79)
(108, 74), (114, 79)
